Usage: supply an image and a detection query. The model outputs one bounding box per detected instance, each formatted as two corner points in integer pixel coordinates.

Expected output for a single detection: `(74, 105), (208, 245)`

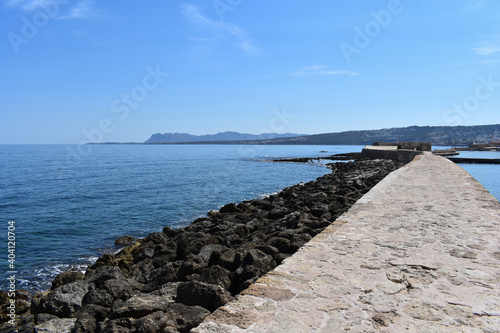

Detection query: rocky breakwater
(1, 159), (401, 333)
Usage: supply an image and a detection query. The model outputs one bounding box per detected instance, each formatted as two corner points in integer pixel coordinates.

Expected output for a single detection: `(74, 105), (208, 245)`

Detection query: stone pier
(193, 153), (500, 332)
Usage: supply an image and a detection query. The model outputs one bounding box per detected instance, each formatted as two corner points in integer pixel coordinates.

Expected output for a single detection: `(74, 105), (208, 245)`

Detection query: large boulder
(31, 281), (89, 318)
(51, 271), (85, 290)
(34, 318), (77, 333)
(176, 281), (233, 312)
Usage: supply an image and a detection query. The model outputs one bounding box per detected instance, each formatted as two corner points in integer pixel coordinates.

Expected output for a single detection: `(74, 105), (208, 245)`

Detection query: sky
(1, 0), (500, 144)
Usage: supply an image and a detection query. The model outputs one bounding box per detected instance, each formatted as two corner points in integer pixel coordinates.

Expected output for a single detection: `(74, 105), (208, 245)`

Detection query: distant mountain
(144, 131), (304, 144)
(235, 124), (500, 146)
(144, 125), (500, 146)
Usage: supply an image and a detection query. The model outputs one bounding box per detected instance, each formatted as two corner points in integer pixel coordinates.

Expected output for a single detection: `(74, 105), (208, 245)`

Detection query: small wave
(257, 191), (279, 199)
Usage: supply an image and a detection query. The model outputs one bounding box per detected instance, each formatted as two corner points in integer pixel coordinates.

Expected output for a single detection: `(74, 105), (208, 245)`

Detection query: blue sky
(1, 0), (500, 144)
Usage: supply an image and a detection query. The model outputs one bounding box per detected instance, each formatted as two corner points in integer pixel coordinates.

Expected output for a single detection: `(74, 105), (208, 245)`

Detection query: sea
(0, 144), (498, 292)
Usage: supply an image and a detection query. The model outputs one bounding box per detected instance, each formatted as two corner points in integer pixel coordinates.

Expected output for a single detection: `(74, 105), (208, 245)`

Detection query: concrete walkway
(193, 153), (500, 332)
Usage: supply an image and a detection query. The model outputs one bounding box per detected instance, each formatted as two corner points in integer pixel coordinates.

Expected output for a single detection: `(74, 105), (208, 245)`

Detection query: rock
(131, 310), (178, 333)
(168, 303), (210, 332)
(31, 281), (89, 317)
(34, 313), (59, 325)
(274, 252), (292, 265)
(162, 226), (177, 238)
(144, 231), (170, 245)
(268, 207), (288, 219)
(190, 265), (233, 290)
(33, 318), (77, 333)
(51, 271), (85, 290)
(267, 237), (292, 252)
(218, 249), (239, 270)
(97, 319), (132, 333)
(114, 236), (135, 246)
(108, 294), (172, 320)
(82, 288), (114, 307)
(219, 202), (240, 213)
(290, 233), (313, 251)
(177, 254), (207, 280)
(242, 249), (275, 271)
(257, 244), (279, 255)
(128, 259), (155, 284)
(198, 244), (228, 262)
(133, 247), (155, 263)
(176, 281), (233, 311)
(310, 205), (329, 218)
(141, 264), (178, 293)
(88, 266), (126, 289)
(87, 254), (117, 274)
(72, 304), (110, 332)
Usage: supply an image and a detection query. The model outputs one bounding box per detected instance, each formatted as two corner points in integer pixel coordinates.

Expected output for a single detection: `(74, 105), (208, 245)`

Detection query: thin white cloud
(291, 65), (359, 77)
(462, 0), (489, 13)
(180, 3), (260, 55)
(479, 59), (500, 65)
(6, 0), (99, 19)
(474, 44), (500, 56)
(474, 35), (500, 55)
(57, 0), (98, 20)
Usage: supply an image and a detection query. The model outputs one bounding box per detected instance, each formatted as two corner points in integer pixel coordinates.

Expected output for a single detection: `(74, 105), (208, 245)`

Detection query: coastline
(1, 157), (402, 332)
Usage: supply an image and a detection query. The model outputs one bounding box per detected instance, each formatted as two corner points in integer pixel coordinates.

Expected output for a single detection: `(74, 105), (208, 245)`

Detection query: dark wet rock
(33, 318), (77, 332)
(274, 252), (293, 265)
(133, 247), (154, 263)
(87, 266), (125, 289)
(189, 265), (233, 290)
(51, 271), (85, 290)
(128, 259), (155, 284)
(268, 206), (288, 219)
(242, 249), (275, 271)
(141, 264), (178, 293)
(130, 310), (178, 333)
(87, 254), (118, 274)
(72, 304), (109, 331)
(176, 281), (233, 312)
(115, 235), (135, 246)
(219, 202), (240, 213)
(31, 281), (89, 318)
(290, 233), (313, 251)
(198, 244), (227, 262)
(34, 313), (59, 325)
(168, 303), (210, 333)
(177, 254), (207, 280)
(82, 288), (114, 308)
(163, 226), (177, 238)
(97, 319), (132, 333)
(267, 237), (292, 253)
(217, 249), (238, 270)
(144, 231), (170, 245)
(108, 294), (171, 320)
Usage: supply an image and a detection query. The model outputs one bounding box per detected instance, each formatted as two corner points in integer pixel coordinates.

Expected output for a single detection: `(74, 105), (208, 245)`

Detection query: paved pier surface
(193, 153), (500, 332)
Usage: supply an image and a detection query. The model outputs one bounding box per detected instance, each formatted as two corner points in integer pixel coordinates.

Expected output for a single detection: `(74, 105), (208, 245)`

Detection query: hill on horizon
(242, 124), (500, 146)
(144, 131), (304, 144)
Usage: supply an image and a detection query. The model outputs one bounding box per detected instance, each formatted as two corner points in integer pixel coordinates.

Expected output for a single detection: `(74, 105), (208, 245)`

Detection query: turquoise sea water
(0, 145), (498, 292)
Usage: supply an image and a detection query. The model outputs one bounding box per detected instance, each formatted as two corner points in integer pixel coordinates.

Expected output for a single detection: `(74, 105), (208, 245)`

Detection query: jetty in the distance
(194, 153), (500, 332)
